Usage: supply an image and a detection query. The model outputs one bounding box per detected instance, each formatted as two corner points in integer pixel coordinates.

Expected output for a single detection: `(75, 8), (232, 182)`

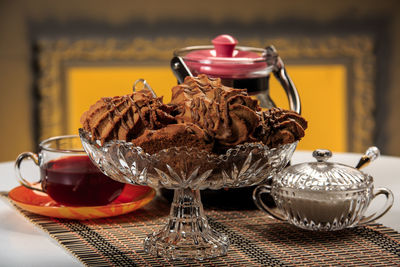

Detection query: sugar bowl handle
(253, 184), (286, 221)
(359, 187), (394, 225)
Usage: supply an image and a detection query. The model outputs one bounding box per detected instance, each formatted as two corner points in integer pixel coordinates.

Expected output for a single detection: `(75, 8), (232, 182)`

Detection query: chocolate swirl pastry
(80, 75), (307, 155)
(170, 74), (260, 147)
(131, 123), (213, 155)
(80, 90), (176, 144)
(255, 107), (308, 148)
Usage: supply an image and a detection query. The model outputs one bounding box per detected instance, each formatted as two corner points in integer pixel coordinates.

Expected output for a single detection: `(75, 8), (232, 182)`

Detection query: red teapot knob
(212, 34), (238, 57)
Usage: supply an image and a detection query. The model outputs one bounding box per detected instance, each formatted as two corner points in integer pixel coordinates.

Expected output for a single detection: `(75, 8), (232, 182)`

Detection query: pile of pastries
(81, 74), (307, 154)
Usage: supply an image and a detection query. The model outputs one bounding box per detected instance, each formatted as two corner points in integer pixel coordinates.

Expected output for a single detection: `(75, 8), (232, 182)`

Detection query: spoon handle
(355, 146), (380, 169)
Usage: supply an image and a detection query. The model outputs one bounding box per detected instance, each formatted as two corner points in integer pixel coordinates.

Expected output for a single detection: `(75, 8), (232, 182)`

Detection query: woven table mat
(7, 197), (400, 266)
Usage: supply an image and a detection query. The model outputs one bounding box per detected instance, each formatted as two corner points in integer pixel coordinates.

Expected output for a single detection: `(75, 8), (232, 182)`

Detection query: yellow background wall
(67, 65), (347, 152)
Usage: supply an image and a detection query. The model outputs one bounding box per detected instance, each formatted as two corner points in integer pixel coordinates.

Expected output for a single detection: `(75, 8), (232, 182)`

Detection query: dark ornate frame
(35, 35), (375, 152)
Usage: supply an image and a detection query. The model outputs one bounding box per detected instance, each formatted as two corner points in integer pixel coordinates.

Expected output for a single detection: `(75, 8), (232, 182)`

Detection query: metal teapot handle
(171, 56), (193, 83)
(266, 46), (301, 114)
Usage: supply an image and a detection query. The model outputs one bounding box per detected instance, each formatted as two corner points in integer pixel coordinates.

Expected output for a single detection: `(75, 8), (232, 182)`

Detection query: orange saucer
(8, 184), (155, 220)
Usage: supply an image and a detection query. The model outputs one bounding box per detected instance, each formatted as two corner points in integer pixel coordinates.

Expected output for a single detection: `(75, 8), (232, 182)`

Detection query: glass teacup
(15, 135), (125, 206)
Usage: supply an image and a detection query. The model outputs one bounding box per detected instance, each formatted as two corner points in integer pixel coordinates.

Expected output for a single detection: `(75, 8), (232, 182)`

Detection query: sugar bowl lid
(274, 147), (380, 191)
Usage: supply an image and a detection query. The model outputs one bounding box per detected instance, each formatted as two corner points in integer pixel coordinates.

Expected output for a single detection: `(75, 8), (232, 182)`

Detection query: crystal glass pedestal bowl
(79, 129), (297, 260)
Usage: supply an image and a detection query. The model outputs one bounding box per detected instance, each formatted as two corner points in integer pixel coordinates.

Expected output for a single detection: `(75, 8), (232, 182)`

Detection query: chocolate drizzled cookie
(80, 90), (176, 144)
(255, 107), (308, 148)
(171, 75), (260, 147)
(80, 75), (308, 154)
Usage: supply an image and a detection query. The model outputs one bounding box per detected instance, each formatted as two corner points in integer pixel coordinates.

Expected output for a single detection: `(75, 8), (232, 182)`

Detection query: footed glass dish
(79, 128), (297, 260)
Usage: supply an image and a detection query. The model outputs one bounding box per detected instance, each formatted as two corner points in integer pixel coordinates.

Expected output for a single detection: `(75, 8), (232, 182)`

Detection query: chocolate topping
(171, 75), (260, 147)
(80, 75), (308, 154)
(132, 123), (213, 155)
(80, 89), (176, 144)
(255, 107), (308, 148)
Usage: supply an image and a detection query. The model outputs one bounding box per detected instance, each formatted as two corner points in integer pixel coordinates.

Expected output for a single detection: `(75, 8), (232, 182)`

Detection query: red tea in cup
(15, 135), (125, 206)
(41, 155), (124, 206)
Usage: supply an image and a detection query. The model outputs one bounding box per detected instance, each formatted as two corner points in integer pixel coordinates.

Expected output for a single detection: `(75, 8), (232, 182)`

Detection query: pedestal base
(144, 227), (228, 260)
(143, 188), (229, 260)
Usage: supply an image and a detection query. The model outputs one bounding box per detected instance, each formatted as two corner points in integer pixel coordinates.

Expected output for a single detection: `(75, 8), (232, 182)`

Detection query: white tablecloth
(0, 150), (399, 266)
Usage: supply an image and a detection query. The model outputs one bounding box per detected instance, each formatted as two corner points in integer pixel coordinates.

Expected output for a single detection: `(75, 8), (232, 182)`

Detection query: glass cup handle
(252, 184), (286, 221)
(14, 152), (44, 192)
(359, 187), (394, 225)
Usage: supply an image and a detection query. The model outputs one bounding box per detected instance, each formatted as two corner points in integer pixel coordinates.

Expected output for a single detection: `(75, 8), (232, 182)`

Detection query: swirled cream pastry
(80, 75), (307, 154)
(170, 75), (260, 147)
(80, 90), (177, 144)
(255, 107), (308, 148)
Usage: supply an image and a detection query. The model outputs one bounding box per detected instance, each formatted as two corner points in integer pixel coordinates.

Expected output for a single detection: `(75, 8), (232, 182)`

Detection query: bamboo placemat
(6, 197), (400, 266)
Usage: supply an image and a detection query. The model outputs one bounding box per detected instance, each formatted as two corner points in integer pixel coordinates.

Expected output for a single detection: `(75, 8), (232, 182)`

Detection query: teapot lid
(274, 148), (380, 191)
(174, 34), (272, 79)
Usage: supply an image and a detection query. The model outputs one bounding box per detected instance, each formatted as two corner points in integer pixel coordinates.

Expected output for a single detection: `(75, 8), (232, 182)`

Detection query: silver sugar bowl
(253, 147), (394, 231)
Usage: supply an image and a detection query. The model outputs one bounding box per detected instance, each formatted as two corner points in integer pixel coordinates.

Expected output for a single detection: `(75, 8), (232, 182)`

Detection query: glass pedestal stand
(80, 128), (298, 260)
(144, 188), (229, 260)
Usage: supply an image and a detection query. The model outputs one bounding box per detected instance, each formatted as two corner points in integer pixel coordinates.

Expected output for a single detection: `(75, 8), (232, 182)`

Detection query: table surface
(0, 150), (399, 266)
